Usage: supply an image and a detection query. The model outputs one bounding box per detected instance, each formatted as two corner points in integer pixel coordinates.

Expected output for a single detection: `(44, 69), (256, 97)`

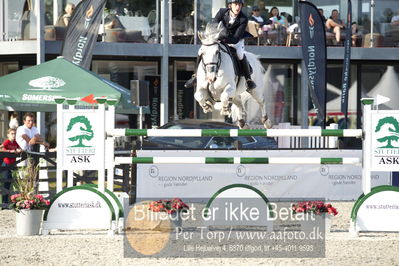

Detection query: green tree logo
(67, 116), (94, 147)
(375, 116), (399, 148)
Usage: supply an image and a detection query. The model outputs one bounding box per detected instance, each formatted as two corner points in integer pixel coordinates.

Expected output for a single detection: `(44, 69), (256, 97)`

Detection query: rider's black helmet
(227, 0), (244, 4)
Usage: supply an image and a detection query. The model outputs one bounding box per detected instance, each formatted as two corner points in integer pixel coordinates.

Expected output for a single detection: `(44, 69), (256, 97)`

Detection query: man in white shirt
(391, 9), (399, 26)
(16, 112), (49, 151)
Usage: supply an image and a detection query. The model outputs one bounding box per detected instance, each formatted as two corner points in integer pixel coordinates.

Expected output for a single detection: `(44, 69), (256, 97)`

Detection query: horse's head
(198, 22), (226, 84)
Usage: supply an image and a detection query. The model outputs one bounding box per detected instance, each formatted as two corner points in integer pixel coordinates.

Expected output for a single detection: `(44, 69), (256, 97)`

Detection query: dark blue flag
(61, 0), (106, 69)
(341, 0), (352, 126)
(299, 1), (327, 128)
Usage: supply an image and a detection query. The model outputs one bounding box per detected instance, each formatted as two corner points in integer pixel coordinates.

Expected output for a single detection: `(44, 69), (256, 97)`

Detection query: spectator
(326, 9), (345, 43)
(256, 0), (269, 19)
(318, 8), (327, 24)
(108, 0), (130, 16)
(281, 12), (293, 24)
(391, 9), (399, 26)
(269, 7), (288, 28)
(249, 6), (270, 27)
(16, 113), (49, 152)
(55, 2), (75, 27)
(9, 112), (19, 129)
(381, 8), (394, 23)
(1, 128), (21, 205)
(268, 7), (288, 45)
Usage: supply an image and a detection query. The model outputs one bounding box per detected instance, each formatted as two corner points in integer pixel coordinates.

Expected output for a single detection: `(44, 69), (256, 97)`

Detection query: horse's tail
(244, 52), (265, 75)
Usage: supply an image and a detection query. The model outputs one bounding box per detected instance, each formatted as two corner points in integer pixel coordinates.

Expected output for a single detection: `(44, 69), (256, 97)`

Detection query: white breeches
(228, 39), (245, 60)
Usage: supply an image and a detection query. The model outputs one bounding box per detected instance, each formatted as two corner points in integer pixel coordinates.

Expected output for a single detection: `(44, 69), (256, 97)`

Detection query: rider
(184, 0), (256, 91)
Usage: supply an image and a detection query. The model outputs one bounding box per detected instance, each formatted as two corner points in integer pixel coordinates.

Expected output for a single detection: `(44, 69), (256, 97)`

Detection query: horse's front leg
(220, 83), (235, 116)
(194, 87), (214, 113)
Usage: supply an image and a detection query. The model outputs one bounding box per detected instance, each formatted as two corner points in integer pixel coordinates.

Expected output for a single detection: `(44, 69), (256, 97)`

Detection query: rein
(201, 42), (230, 76)
(201, 42), (240, 103)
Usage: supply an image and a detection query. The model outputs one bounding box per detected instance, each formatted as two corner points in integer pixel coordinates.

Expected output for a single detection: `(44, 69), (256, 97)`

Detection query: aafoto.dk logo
(375, 116), (399, 149)
(67, 116), (94, 148)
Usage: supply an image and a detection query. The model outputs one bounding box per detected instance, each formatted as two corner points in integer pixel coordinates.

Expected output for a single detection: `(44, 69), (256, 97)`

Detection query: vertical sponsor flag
(299, 1), (327, 128)
(145, 75), (161, 128)
(61, 0), (106, 70)
(341, 0), (352, 127)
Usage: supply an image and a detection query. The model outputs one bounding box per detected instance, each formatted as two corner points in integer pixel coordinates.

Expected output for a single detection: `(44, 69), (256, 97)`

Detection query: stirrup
(246, 79), (256, 91)
(184, 74), (196, 88)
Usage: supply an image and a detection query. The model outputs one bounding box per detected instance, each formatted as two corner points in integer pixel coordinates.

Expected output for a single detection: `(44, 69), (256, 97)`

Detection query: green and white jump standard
(49, 97), (398, 236)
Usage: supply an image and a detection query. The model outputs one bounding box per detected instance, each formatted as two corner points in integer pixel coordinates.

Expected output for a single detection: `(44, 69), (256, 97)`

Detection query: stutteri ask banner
(61, 0), (106, 69)
(299, 1), (327, 127)
(371, 110), (399, 171)
(62, 111), (101, 170)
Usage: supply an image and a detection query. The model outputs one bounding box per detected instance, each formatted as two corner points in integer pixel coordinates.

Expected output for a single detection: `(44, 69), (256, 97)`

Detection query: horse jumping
(195, 22), (272, 129)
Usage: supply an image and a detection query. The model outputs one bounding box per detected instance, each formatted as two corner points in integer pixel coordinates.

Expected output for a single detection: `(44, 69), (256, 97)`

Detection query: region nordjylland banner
(61, 0), (106, 69)
(299, 1), (327, 127)
(341, 0), (352, 124)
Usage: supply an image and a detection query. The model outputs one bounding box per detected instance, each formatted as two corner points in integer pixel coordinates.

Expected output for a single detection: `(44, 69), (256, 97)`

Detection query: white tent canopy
(367, 66), (399, 110)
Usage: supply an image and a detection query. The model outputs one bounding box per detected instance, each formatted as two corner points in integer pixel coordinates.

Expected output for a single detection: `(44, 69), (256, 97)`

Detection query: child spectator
(2, 128), (22, 205)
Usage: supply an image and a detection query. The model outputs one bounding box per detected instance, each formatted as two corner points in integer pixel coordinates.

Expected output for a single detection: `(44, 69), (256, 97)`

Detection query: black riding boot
(184, 56), (201, 88)
(241, 55), (256, 91)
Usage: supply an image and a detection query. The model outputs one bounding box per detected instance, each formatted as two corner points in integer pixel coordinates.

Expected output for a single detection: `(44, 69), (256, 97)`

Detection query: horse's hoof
(202, 103), (213, 113)
(243, 123), (250, 129)
(263, 119), (272, 129)
(220, 110), (230, 116)
(203, 107), (212, 113)
(220, 107), (231, 116)
(237, 119), (246, 129)
(220, 105), (231, 116)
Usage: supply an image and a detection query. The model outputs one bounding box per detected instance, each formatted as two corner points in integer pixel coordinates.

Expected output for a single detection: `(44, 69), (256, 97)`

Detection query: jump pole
(108, 128), (363, 138)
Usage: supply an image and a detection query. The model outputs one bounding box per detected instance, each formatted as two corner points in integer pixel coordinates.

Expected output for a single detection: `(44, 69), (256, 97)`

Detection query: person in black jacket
(185, 0), (256, 91)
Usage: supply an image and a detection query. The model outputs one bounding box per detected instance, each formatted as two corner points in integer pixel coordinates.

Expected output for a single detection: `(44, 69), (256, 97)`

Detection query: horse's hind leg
(220, 84), (235, 116)
(194, 88), (213, 113)
(232, 95), (248, 129)
(248, 89), (272, 129)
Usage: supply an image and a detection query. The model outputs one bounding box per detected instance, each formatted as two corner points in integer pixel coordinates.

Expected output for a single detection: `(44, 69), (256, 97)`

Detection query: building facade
(1, 0), (399, 140)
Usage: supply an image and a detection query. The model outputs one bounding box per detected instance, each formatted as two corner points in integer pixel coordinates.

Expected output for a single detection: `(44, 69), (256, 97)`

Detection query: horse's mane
(198, 22), (226, 45)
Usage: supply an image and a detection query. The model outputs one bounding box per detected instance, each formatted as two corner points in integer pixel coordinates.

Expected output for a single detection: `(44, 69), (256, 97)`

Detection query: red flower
(149, 198), (189, 213)
(291, 201), (338, 216)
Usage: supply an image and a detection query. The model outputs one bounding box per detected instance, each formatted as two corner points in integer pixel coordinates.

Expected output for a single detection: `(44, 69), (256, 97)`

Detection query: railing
(0, 150), (132, 209)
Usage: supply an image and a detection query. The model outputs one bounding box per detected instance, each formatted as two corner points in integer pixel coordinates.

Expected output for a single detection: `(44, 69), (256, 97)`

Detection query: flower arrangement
(291, 201), (338, 216)
(148, 198), (189, 214)
(9, 159), (50, 212)
(10, 193), (50, 212)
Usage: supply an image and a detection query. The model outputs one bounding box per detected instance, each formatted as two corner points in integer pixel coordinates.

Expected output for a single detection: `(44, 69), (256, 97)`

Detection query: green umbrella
(0, 57), (143, 114)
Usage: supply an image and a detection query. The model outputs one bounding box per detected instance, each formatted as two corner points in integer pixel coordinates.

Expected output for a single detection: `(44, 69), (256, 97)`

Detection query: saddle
(220, 43), (253, 78)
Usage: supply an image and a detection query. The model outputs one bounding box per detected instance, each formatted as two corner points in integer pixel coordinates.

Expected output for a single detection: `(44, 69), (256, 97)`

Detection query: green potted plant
(9, 159), (51, 235)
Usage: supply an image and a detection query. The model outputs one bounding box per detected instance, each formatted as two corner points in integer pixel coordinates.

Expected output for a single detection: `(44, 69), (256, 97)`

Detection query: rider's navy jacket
(213, 8), (252, 44)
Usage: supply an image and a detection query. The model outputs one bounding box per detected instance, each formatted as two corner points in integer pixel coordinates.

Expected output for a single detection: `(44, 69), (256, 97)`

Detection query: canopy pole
(36, 0), (45, 143)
